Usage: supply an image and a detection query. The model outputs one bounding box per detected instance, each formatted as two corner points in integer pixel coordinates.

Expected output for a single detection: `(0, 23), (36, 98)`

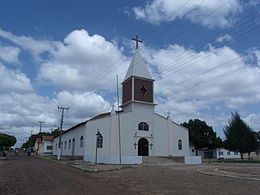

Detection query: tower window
(138, 122), (149, 131)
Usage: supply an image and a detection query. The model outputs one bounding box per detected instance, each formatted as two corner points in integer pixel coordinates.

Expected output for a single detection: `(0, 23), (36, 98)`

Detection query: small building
(40, 136), (53, 154)
(195, 148), (240, 159)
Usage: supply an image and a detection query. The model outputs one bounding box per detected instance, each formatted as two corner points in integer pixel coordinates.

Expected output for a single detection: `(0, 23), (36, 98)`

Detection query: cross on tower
(132, 35), (142, 49)
(140, 86), (147, 96)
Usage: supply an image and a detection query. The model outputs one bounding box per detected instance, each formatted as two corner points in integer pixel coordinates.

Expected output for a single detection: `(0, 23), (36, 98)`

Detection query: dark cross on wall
(132, 35), (142, 49)
(140, 86), (147, 96)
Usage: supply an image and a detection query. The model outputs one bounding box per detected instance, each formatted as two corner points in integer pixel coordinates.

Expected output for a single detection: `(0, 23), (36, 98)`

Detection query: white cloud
(56, 90), (111, 121)
(0, 90), (112, 147)
(133, 0), (243, 28)
(138, 44), (260, 136)
(0, 28), (59, 61)
(0, 63), (32, 92)
(216, 34), (233, 43)
(245, 113), (260, 131)
(0, 45), (20, 64)
(40, 29), (130, 91)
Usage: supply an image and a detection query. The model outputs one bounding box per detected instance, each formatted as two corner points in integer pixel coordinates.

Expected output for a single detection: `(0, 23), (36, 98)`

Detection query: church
(52, 39), (190, 164)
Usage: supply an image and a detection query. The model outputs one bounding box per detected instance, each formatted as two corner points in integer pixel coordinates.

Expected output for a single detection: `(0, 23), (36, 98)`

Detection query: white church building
(52, 49), (190, 164)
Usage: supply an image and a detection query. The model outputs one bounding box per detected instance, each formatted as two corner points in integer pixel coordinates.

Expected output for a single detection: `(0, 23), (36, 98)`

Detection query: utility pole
(38, 121), (44, 133)
(57, 106), (69, 160)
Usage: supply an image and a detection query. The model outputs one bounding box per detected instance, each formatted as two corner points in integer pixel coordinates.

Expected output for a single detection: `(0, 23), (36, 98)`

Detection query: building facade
(52, 50), (190, 164)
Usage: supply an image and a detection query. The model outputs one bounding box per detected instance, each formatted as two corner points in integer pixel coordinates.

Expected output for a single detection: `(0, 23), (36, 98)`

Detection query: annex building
(52, 49), (190, 164)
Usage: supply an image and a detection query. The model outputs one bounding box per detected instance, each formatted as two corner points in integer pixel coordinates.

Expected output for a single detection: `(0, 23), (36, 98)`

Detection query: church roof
(124, 50), (152, 81)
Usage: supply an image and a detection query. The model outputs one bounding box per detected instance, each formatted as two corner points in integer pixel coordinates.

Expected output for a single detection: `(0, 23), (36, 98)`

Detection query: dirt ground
(0, 152), (259, 195)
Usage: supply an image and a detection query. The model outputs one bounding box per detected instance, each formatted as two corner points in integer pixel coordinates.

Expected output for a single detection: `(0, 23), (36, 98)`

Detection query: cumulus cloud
(133, 0), (243, 28)
(56, 90), (111, 121)
(0, 28), (59, 60)
(40, 29), (130, 90)
(139, 44), (260, 135)
(0, 90), (112, 147)
(0, 45), (20, 64)
(0, 63), (32, 92)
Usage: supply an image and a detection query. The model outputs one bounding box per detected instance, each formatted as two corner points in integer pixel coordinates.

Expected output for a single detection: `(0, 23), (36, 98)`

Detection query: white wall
(189, 145), (196, 156)
(52, 124), (85, 156)
(154, 114), (189, 156)
(216, 148), (240, 159)
(41, 140), (53, 154)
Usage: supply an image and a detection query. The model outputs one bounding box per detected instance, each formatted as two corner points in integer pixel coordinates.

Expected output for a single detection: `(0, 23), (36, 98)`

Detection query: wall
(216, 148), (240, 159)
(52, 124), (85, 156)
(41, 140), (53, 154)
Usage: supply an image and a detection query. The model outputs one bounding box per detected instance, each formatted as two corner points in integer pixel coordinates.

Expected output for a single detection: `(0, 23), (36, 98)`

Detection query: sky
(0, 0), (259, 147)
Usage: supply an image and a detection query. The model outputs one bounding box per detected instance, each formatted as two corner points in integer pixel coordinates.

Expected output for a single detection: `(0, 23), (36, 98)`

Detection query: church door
(138, 138), (149, 156)
(72, 138), (75, 156)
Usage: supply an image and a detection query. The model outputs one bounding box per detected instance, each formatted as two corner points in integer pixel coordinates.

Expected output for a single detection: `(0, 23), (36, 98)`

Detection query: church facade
(52, 50), (189, 164)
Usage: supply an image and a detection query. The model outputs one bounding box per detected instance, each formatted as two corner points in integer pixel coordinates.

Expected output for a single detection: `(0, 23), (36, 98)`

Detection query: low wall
(84, 155), (142, 164)
(185, 156), (202, 164)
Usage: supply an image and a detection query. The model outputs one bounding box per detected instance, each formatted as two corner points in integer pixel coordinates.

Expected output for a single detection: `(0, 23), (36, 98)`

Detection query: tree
(181, 119), (223, 150)
(224, 112), (258, 160)
(0, 133), (17, 156)
(21, 131), (51, 148)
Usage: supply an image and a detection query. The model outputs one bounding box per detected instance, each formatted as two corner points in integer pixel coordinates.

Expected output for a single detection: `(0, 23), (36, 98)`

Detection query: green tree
(21, 131), (51, 148)
(224, 112), (258, 160)
(181, 119), (223, 150)
(0, 133), (17, 156)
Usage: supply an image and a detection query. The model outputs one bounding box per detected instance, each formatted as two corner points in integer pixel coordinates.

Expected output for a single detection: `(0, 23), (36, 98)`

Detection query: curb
(196, 168), (260, 181)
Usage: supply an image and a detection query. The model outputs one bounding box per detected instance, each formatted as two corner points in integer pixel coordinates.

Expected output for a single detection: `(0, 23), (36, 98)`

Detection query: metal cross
(149, 143), (153, 150)
(132, 35), (142, 49)
(140, 86), (147, 96)
(134, 142), (137, 149)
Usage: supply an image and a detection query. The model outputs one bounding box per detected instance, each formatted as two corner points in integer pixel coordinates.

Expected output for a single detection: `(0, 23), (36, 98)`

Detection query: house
(40, 136), (53, 154)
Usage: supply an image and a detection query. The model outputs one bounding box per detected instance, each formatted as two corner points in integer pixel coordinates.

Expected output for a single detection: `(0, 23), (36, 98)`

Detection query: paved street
(0, 152), (132, 195)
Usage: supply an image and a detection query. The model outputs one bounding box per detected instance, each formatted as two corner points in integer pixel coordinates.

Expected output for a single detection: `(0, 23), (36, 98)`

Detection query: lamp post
(95, 129), (102, 164)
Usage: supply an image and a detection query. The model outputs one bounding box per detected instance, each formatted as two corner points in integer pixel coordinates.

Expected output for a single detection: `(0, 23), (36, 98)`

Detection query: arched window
(178, 140), (182, 150)
(80, 136), (84, 148)
(69, 139), (71, 149)
(64, 141), (67, 149)
(138, 122), (149, 131)
(55, 143), (57, 150)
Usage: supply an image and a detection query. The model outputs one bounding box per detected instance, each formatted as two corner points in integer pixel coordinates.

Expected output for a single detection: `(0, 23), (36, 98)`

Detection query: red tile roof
(42, 136), (53, 141)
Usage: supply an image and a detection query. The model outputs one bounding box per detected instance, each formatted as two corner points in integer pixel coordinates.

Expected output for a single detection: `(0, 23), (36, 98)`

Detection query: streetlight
(95, 129), (103, 164)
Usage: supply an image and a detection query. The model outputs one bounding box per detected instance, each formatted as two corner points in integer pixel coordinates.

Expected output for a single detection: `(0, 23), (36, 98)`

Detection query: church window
(55, 143), (57, 150)
(178, 140), (182, 150)
(69, 139), (71, 149)
(80, 136), (84, 148)
(138, 122), (149, 131)
(96, 132), (103, 148)
(64, 141), (67, 149)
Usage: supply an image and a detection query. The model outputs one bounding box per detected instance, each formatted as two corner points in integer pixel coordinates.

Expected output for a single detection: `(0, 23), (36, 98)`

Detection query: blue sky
(0, 0), (259, 147)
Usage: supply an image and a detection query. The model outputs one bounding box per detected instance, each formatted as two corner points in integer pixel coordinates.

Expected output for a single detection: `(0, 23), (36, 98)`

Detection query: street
(0, 152), (132, 195)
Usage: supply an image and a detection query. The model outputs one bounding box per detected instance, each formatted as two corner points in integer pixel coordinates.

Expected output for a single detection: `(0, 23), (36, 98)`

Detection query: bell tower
(121, 36), (155, 111)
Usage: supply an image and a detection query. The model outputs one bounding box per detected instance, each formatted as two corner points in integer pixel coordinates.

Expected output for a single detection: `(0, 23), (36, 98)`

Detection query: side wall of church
(85, 116), (111, 157)
(154, 114), (170, 156)
(154, 114), (189, 156)
(171, 122), (189, 156)
(52, 125), (85, 156)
